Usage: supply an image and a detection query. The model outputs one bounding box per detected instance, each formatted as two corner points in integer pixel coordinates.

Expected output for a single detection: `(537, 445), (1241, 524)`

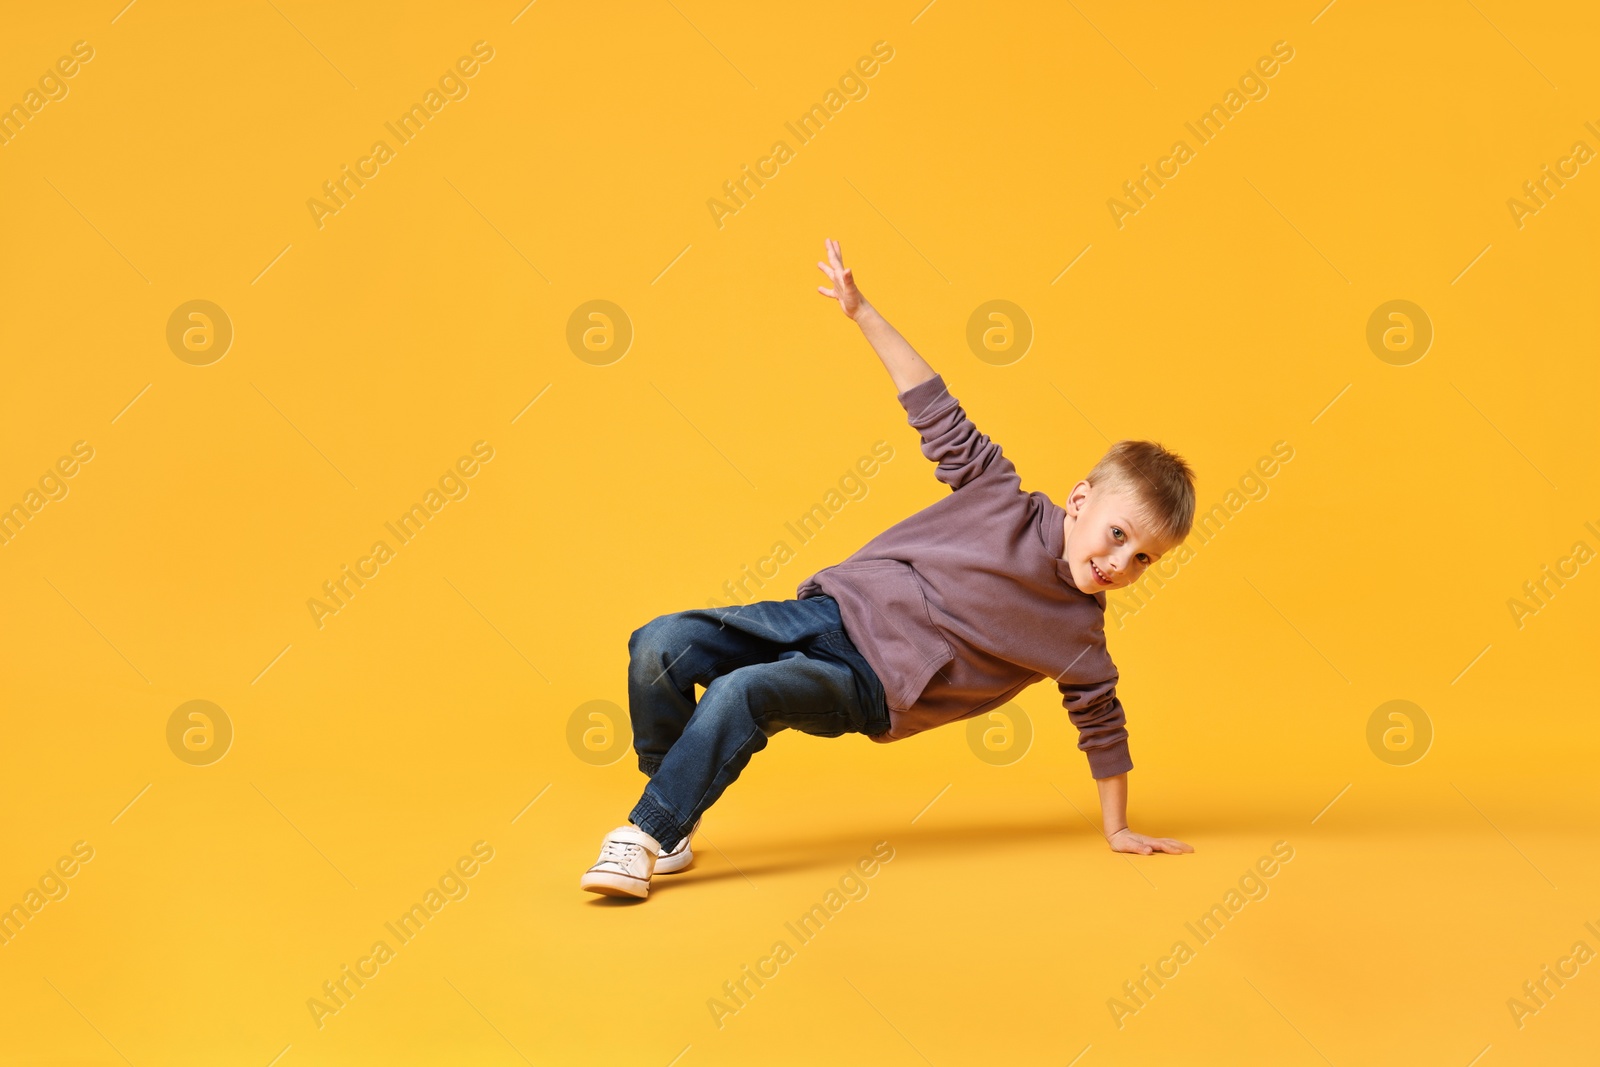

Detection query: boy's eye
(1113, 526), (1150, 564)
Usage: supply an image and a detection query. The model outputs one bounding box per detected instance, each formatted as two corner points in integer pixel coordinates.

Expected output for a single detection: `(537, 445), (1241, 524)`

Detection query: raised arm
(815, 238), (937, 394)
(819, 239), (1019, 493)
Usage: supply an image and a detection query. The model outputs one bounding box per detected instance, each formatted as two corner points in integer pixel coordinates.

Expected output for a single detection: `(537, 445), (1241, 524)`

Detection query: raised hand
(815, 237), (868, 320)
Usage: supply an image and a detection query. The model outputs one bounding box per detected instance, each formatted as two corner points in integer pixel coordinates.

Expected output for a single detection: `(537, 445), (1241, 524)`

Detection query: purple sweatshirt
(796, 373), (1132, 779)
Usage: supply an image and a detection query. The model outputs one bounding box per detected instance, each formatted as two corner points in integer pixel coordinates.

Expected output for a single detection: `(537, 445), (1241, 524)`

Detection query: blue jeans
(626, 594), (890, 849)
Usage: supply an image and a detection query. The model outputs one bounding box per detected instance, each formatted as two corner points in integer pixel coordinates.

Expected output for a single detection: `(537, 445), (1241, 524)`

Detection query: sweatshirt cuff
(895, 373), (947, 417)
(1086, 742), (1133, 779)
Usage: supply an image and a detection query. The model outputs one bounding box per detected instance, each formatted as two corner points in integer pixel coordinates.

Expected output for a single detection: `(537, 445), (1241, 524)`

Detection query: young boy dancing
(582, 239), (1196, 898)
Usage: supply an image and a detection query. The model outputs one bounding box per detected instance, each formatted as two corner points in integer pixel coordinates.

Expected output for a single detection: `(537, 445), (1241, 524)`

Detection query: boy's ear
(1065, 479), (1093, 512)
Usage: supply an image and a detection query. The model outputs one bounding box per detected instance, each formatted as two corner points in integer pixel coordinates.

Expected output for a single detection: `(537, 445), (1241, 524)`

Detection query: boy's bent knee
(628, 615), (665, 652)
(629, 611), (702, 653)
(628, 617), (677, 671)
(703, 672), (785, 735)
(630, 610), (721, 683)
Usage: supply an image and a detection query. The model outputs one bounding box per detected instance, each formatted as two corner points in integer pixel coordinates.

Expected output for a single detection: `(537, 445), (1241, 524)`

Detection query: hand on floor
(1109, 828), (1194, 855)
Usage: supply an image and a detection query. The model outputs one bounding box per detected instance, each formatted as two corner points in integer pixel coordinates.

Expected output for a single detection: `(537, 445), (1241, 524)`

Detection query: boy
(582, 239), (1195, 899)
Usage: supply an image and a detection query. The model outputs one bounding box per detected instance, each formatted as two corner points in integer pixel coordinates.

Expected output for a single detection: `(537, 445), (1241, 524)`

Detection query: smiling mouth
(1090, 560), (1112, 585)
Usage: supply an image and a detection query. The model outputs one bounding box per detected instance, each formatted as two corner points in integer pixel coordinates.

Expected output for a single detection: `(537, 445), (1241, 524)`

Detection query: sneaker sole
(580, 869), (650, 898)
(654, 821), (700, 875)
(654, 846), (693, 875)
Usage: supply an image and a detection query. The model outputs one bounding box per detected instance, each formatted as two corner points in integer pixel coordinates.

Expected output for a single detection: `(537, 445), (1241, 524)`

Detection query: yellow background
(2, 1), (1597, 1063)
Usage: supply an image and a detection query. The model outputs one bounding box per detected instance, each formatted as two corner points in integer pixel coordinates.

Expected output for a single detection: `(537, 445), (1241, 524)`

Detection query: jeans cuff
(628, 791), (681, 850)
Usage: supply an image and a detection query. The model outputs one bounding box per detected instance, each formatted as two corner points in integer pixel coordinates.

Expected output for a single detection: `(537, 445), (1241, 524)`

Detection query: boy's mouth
(1089, 560), (1112, 586)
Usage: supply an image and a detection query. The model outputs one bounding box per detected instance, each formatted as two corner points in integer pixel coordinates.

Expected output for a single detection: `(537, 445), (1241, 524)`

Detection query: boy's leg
(626, 597), (848, 778)
(628, 645), (873, 850)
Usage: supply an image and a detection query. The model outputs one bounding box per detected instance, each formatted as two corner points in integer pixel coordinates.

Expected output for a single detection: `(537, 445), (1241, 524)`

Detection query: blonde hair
(1084, 440), (1196, 548)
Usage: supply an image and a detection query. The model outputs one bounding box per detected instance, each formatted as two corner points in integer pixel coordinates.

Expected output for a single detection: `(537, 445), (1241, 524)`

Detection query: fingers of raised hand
(815, 261), (838, 299)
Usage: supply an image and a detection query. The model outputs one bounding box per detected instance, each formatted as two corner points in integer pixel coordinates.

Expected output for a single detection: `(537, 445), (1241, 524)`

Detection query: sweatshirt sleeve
(1058, 675), (1134, 779)
(896, 374), (1019, 493)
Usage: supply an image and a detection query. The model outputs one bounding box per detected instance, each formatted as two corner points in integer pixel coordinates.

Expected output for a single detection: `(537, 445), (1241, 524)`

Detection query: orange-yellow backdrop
(2, 2), (1597, 1064)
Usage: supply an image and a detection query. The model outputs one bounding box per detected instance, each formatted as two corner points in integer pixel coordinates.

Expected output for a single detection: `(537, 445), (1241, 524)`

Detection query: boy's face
(1061, 480), (1172, 593)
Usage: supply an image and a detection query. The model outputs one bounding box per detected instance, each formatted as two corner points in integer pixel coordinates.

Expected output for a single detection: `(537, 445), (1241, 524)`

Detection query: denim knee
(628, 616), (678, 685)
(703, 671), (777, 733)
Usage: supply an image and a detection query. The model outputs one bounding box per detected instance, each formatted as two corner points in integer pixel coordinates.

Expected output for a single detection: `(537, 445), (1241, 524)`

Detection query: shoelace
(599, 839), (645, 866)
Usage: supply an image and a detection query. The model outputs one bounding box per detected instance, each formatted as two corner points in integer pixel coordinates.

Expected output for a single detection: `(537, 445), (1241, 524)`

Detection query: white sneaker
(580, 826), (661, 898)
(653, 817), (702, 875)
